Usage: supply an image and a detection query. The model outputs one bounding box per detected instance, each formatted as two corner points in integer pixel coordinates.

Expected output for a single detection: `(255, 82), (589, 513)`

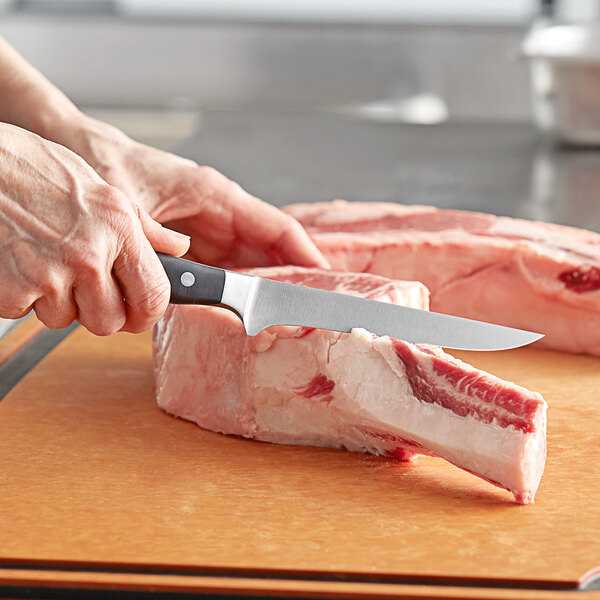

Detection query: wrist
(47, 112), (132, 168)
(33, 104), (83, 143)
(52, 114), (163, 214)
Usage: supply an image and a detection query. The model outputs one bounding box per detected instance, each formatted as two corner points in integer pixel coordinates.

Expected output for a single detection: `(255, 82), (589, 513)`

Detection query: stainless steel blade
(220, 271), (543, 351)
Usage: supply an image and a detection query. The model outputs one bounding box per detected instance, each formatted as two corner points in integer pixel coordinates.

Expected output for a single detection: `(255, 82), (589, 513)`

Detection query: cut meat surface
(284, 200), (600, 355)
(153, 268), (547, 504)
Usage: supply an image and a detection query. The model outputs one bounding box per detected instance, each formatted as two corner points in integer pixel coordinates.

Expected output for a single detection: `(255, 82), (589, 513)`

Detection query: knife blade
(156, 253), (543, 351)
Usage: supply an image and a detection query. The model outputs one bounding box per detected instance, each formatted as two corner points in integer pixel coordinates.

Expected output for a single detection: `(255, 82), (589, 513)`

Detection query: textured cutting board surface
(0, 328), (599, 590)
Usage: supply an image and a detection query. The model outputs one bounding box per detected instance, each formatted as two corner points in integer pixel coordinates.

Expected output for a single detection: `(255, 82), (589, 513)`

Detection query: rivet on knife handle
(157, 253), (225, 305)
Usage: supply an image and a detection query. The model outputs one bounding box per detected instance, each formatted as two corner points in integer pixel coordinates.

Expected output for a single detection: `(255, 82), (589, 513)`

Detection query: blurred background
(0, 0), (599, 232)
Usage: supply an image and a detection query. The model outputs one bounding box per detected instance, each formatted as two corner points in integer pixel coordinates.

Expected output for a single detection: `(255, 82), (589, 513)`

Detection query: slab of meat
(284, 200), (600, 355)
(153, 268), (547, 504)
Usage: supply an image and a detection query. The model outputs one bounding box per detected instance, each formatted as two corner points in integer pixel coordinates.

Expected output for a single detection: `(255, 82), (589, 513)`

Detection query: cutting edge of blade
(242, 275), (546, 350)
(441, 330), (545, 351)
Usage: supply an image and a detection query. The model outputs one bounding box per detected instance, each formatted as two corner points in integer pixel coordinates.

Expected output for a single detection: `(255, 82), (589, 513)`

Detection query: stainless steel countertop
(177, 110), (600, 232)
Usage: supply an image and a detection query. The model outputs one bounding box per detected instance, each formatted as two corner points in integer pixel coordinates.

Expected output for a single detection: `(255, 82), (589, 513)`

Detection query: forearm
(0, 37), (136, 170)
(0, 37), (84, 139)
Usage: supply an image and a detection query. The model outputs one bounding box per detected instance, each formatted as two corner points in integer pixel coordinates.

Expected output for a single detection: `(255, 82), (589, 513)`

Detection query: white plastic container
(522, 22), (600, 145)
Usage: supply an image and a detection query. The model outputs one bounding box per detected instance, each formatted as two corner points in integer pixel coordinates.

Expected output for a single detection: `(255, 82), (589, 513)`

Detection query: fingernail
(163, 227), (191, 241)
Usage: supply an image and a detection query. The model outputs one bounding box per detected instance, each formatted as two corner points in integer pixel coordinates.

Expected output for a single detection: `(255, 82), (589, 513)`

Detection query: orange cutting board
(0, 327), (599, 596)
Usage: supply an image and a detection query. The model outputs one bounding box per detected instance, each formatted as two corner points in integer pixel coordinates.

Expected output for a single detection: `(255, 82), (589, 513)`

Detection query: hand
(60, 116), (329, 269)
(0, 123), (190, 335)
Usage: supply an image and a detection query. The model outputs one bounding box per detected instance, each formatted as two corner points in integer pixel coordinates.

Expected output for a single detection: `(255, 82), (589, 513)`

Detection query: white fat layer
(330, 330), (544, 495)
(250, 328), (544, 498)
(308, 201), (430, 227)
(488, 219), (599, 263)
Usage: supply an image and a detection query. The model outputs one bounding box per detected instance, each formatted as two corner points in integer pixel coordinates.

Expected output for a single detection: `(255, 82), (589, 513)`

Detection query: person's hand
(59, 116), (329, 269)
(0, 123), (190, 335)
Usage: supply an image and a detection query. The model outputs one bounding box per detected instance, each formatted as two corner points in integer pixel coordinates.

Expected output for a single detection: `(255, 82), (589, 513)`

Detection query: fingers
(154, 166), (329, 268)
(268, 215), (331, 269)
(198, 168), (328, 268)
(112, 227), (172, 334)
(0, 262), (124, 335)
(232, 191), (330, 269)
(0, 298), (35, 320)
(0, 276), (37, 320)
(71, 200), (174, 335)
(73, 271), (126, 336)
(0, 264), (54, 324)
(40, 234), (170, 337)
(33, 276), (77, 330)
(72, 192), (174, 335)
(134, 204), (190, 257)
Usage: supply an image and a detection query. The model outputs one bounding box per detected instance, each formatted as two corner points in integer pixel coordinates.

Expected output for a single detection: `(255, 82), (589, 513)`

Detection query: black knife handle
(157, 252), (225, 305)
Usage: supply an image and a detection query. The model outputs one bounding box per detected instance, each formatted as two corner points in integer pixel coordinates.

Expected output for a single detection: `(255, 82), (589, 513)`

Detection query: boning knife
(157, 253), (543, 351)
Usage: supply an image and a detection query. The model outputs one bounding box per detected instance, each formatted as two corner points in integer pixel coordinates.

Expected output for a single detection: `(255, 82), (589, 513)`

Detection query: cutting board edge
(0, 558), (584, 590)
(2, 569), (598, 600)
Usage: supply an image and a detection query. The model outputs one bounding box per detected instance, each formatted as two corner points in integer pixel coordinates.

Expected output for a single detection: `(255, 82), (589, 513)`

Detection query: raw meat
(153, 268), (547, 504)
(284, 200), (600, 355)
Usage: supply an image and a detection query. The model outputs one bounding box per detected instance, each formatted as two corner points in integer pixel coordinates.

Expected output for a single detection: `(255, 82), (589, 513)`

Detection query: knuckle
(129, 277), (170, 322)
(97, 185), (129, 212)
(281, 212), (298, 228)
(1, 306), (32, 320)
(96, 324), (121, 337)
(74, 252), (105, 284)
(115, 214), (141, 252)
(97, 185), (138, 238)
(38, 278), (61, 299)
(0, 292), (33, 319)
(65, 239), (109, 283)
(42, 314), (75, 330)
(86, 324), (110, 336)
(55, 318), (74, 330)
(33, 295), (76, 330)
(227, 180), (244, 198)
(196, 165), (233, 195)
(55, 308), (77, 330)
(218, 178), (246, 212)
(76, 288), (127, 337)
(84, 315), (125, 337)
(197, 165), (221, 182)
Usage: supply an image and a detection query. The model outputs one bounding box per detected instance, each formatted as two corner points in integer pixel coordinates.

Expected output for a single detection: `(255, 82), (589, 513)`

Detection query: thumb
(134, 205), (190, 257)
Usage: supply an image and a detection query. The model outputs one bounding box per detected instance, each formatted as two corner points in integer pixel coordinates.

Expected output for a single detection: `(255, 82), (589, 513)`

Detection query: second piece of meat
(284, 200), (600, 355)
